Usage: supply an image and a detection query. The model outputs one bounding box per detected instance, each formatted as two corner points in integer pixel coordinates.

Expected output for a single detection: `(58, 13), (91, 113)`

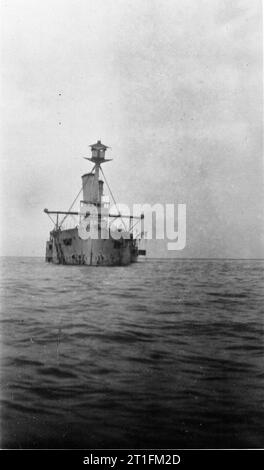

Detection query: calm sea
(0, 257), (263, 449)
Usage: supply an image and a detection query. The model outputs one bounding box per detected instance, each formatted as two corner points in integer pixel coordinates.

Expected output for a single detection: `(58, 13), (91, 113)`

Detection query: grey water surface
(0, 257), (263, 448)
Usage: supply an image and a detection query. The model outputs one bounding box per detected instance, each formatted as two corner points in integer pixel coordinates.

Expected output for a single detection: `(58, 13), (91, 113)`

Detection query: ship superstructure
(44, 141), (146, 266)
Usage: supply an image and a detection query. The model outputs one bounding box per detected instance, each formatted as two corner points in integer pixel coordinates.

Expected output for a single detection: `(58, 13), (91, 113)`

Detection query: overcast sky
(0, 0), (263, 258)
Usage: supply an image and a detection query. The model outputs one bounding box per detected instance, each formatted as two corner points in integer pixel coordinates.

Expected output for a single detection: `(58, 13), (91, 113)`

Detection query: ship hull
(45, 228), (138, 266)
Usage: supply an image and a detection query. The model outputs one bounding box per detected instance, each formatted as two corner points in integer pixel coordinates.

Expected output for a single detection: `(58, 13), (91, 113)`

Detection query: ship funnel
(82, 174), (104, 205)
(82, 173), (98, 204)
(82, 140), (110, 205)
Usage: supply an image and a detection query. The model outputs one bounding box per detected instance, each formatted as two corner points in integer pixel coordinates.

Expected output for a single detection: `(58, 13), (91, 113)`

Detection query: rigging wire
(47, 212), (56, 226)
(58, 186), (83, 228)
(58, 164), (96, 228)
(99, 165), (127, 231)
(49, 162), (130, 233)
(130, 218), (141, 232)
(129, 217), (144, 239)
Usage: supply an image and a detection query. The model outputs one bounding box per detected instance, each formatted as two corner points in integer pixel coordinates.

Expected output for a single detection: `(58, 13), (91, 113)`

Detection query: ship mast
(44, 140), (144, 236)
(82, 140), (112, 206)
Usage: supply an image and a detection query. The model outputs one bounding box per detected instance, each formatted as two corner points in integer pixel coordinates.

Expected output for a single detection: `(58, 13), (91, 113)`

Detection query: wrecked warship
(44, 140), (146, 266)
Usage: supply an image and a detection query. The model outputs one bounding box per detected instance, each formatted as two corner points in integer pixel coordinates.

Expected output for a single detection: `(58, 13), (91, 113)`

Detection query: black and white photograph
(0, 0), (263, 465)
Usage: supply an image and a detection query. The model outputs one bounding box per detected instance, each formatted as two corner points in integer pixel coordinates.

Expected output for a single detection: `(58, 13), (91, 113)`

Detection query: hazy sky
(1, 0), (263, 257)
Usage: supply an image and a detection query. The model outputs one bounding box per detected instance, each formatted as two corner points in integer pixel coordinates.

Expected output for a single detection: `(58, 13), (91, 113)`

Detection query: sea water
(0, 257), (263, 448)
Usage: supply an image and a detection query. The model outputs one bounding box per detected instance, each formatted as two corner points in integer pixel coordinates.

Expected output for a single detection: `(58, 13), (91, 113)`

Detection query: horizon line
(0, 255), (263, 261)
